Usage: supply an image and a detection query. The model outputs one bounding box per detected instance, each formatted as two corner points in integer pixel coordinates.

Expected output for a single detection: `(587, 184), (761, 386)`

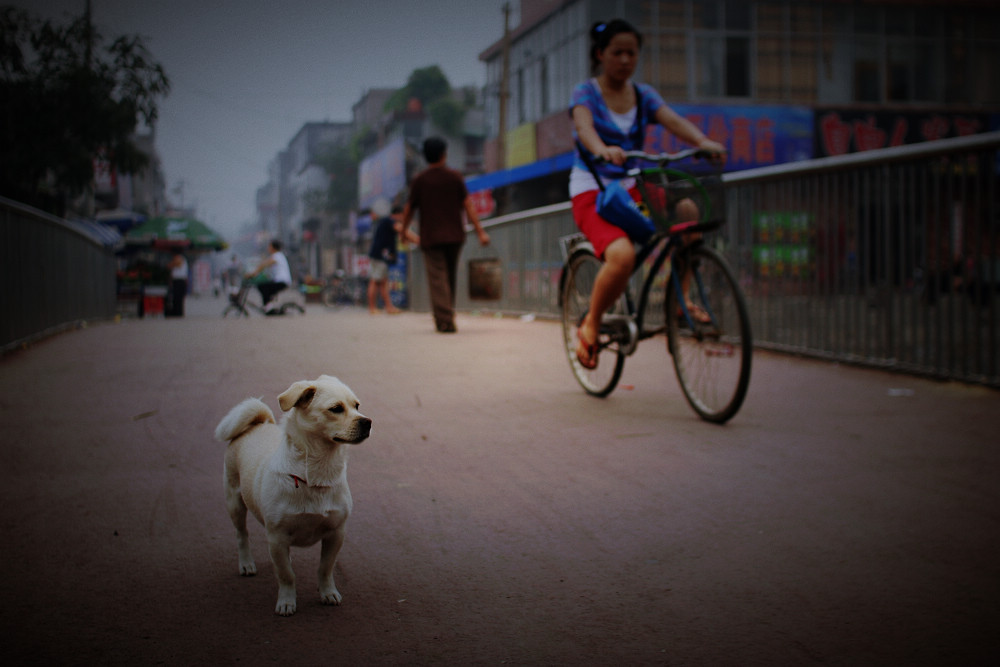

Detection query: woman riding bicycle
(570, 18), (725, 370)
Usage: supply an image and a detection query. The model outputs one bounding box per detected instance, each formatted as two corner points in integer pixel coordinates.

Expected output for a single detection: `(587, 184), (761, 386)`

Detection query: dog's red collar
(290, 474), (330, 489)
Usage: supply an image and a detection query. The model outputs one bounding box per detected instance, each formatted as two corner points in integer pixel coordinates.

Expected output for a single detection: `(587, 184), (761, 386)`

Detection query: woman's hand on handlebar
(598, 144), (627, 166)
(697, 139), (727, 165)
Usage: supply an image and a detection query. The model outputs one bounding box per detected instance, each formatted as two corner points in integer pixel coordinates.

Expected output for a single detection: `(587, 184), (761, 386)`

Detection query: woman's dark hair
(589, 19), (643, 75)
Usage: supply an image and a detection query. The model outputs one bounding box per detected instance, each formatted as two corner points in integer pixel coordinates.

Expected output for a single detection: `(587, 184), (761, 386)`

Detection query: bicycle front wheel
(561, 250), (625, 397)
(665, 244), (752, 423)
(222, 303), (247, 318)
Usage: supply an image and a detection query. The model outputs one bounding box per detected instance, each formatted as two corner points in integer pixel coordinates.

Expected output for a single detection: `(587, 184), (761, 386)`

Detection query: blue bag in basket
(597, 180), (654, 243)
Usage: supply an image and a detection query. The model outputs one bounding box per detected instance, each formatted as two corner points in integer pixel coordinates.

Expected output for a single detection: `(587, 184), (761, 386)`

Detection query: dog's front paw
(319, 585), (343, 606)
(275, 591), (297, 616)
(237, 542), (256, 576)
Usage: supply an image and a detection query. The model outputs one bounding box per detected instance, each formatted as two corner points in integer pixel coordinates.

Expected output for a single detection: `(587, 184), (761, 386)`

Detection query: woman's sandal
(679, 302), (712, 325)
(576, 329), (599, 370)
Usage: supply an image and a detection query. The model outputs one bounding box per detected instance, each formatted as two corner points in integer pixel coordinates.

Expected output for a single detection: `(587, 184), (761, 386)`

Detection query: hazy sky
(19, 0), (509, 238)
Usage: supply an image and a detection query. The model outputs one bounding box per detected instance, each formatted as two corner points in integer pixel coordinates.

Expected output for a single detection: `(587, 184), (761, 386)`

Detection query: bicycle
(320, 272), (366, 309)
(560, 148), (752, 424)
(223, 278), (306, 317)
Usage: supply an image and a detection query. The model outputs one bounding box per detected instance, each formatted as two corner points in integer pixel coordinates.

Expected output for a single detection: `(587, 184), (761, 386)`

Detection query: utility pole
(497, 2), (511, 172)
(84, 0), (93, 67)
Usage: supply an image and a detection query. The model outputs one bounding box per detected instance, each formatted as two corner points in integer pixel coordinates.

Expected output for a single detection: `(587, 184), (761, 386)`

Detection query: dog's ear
(278, 382), (316, 412)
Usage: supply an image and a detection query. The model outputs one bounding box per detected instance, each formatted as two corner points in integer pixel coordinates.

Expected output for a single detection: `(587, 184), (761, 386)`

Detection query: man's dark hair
(270, 239), (282, 251)
(423, 136), (447, 164)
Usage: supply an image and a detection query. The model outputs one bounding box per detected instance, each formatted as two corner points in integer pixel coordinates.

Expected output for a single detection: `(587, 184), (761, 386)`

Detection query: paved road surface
(1, 295), (997, 665)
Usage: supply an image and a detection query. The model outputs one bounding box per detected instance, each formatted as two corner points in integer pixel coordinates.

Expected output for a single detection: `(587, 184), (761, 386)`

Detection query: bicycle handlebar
(619, 148), (720, 164)
(588, 148), (724, 179)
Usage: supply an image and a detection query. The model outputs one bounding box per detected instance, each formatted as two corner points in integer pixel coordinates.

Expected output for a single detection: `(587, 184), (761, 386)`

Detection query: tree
(428, 97), (465, 136)
(0, 7), (170, 216)
(384, 65), (470, 137)
(384, 65), (452, 112)
(316, 142), (359, 215)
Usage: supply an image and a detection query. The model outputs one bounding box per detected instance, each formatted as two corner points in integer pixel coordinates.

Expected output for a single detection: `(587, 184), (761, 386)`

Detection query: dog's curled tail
(214, 398), (276, 443)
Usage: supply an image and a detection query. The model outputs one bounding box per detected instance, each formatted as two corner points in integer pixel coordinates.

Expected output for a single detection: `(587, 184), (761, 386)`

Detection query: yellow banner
(505, 123), (537, 168)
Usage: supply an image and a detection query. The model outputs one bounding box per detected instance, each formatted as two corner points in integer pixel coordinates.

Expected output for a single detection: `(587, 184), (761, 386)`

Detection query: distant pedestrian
(400, 136), (490, 333)
(367, 199), (418, 314)
(225, 254), (242, 294)
(166, 251), (188, 317)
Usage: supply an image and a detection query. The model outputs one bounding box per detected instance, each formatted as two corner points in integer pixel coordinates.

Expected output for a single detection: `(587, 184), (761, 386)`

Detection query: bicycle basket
(596, 179), (655, 244)
(638, 173), (725, 233)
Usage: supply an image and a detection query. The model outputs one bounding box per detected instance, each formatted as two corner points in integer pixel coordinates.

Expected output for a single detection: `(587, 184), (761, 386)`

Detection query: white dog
(214, 375), (372, 616)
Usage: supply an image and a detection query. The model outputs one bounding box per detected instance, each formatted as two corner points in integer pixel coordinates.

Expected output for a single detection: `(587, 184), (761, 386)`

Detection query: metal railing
(724, 132), (999, 386)
(409, 132), (1000, 387)
(1, 197), (118, 352)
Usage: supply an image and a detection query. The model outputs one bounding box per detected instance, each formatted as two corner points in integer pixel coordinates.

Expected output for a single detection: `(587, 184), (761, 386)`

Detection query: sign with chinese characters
(646, 104), (814, 170)
(813, 109), (993, 157)
(468, 189), (496, 219)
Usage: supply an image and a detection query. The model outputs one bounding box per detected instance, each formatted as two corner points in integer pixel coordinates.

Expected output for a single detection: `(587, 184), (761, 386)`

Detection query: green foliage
(382, 64), (468, 137)
(405, 65), (451, 105)
(428, 97), (465, 136)
(384, 65), (452, 113)
(314, 143), (358, 213)
(0, 7), (170, 215)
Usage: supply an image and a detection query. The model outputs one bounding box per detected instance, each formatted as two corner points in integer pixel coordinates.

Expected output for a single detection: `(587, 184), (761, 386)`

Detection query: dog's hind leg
(318, 528), (345, 605)
(225, 481), (256, 576)
(268, 537), (297, 616)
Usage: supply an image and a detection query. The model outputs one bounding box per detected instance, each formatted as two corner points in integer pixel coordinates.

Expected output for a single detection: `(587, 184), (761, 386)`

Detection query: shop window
(852, 39), (880, 103)
(887, 44), (912, 102)
(693, 0), (752, 99)
(854, 61), (880, 103)
(726, 37), (751, 97)
(725, 0), (751, 30)
(540, 56), (549, 116)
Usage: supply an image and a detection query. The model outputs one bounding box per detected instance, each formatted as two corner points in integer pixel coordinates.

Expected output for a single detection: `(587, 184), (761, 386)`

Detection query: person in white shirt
(248, 239), (292, 312)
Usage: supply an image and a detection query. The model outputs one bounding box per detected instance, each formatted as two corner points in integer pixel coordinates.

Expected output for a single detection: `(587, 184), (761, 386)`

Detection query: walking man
(400, 137), (490, 332)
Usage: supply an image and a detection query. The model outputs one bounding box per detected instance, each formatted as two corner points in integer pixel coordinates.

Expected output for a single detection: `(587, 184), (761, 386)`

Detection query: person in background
(247, 239), (292, 314)
(400, 136), (490, 333)
(368, 199), (418, 314)
(569, 18), (725, 368)
(166, 251), (188, 317)
(225, 254), (243, 295)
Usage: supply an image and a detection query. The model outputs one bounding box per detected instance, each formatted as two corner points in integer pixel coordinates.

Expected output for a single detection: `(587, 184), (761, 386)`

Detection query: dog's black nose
(359, 417), (372, 437)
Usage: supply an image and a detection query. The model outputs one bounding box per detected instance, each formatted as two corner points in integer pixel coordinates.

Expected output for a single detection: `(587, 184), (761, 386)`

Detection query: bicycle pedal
(603, 317), (638, 355)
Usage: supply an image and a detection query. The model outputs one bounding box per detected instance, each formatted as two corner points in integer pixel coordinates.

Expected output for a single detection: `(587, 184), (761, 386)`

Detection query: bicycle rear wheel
(321, 286), (341, 308)
(280, 302), (305, 316)
(665, 244), (752, 423)
(561, 250), (625, 397)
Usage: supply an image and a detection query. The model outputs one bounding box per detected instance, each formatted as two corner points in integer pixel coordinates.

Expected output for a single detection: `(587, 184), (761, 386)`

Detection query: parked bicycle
(560, 148), (752, 423)
(223, 278), (305, 317)
(320, 271), (366, 309)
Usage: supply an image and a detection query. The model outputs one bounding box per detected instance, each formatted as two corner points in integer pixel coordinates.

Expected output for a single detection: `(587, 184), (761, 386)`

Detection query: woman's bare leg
(577, 237), (635, 363)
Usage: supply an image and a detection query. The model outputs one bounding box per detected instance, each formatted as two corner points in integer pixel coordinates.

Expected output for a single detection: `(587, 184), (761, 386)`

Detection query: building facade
(254, 122), (353, 280)
(475, 0), (1000, 217)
